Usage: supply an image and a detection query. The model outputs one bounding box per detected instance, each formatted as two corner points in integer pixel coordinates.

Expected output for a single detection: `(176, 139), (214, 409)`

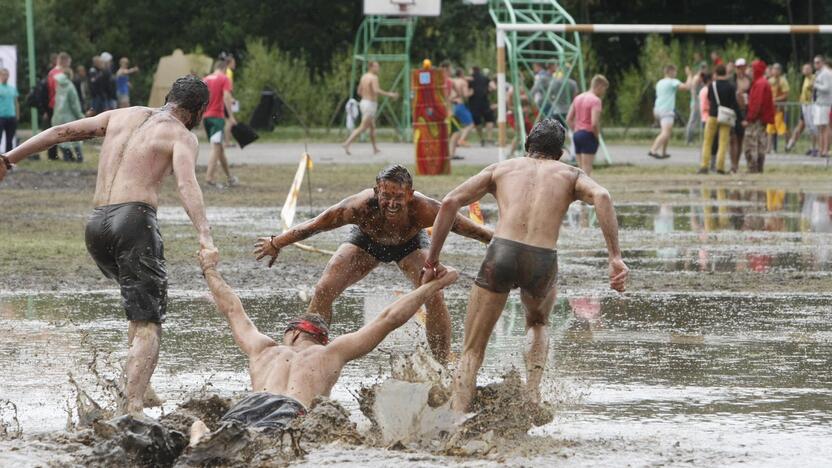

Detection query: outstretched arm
(2, 111), (111, 166)
(199, 248), (276, 358)
(326, 268), (459, 363)
(423, 165), (496, 281)
(416, 196), (492, 244)
(173, 134), (214, 249)
(372, 76), (399, 99)
(254, 194), (362, 267)
(574, 171), (628, 292)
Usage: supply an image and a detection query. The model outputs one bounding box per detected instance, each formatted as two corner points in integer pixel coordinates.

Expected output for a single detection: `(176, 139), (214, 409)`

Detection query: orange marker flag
(469, 201), (484, 225)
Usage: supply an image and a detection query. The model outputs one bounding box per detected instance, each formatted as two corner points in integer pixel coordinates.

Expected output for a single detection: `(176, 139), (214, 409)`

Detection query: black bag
(26, 78), (50, 113)
(231, 123), (259, 149)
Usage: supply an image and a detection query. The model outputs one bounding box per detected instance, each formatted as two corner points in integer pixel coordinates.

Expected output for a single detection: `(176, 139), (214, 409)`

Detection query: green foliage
(615, 67), (648, 128)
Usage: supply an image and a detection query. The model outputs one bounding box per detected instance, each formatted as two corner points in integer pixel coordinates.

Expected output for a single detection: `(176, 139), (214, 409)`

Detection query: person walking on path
(649, 64), (694, 159)
(743, 60), (775, 172)
(116, 57), (140, 108)
(342, 61), (399, 155)
(52, 69), (86, 162)
(699, 64), (738, 174)
(566, 74), (608, 176)
(0, 68), (19, 153)
(812, 55), (832, 158)
(203, 58), (238, 188)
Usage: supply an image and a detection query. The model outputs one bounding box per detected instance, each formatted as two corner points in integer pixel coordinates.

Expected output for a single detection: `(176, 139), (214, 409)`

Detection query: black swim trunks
(85, 202), (167, 322)
(346, 226), (429, 263)
(475, 237), (558, 298)
(220, 392), (307, 431)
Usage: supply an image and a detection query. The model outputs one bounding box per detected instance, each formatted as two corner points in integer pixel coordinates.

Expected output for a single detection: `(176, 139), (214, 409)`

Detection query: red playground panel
(412, 68), (450, 175)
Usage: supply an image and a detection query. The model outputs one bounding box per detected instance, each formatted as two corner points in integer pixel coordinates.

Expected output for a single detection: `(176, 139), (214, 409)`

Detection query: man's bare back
(358, 73), (379, 102)
(451, 77), (469, 104)
(92, 107), (199, 208)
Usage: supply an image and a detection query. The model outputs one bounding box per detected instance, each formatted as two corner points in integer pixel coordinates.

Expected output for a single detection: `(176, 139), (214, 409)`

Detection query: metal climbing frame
(489, 0), (596, 160)
(349, 16), (416, 141)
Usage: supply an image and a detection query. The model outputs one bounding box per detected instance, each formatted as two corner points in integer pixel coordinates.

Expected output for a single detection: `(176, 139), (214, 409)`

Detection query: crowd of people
(654, 51), (832, 173)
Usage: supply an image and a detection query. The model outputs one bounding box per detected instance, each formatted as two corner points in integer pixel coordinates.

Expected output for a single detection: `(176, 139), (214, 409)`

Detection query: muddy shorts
(475, 237), (557, 298)
(346, 226), (429, 263)
(220, 392), (307, 431)
(85, 202), (167, 323)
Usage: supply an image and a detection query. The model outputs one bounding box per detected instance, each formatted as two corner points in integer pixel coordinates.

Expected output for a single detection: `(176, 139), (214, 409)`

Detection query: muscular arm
(574, 171), (628, 291)
(591, 104), (602, 137)
(173, 134), (214, 249)
(425, 165), (496, 266)
(273, 195), (362, 248)
(416, 196), (492, 244)
(200, 251), (276, 358)
(326, 272), (456, 363)
(2, 111), (110, 165)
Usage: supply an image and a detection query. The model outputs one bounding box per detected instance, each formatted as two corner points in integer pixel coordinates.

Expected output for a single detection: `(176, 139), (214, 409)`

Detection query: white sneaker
(227, 176), (240, 187)
(206, 180), (225, 190)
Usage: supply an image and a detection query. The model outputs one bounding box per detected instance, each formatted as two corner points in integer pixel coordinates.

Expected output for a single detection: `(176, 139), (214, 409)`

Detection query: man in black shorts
(186, 248), (458, 460)
(0, 76), (215, 415)
(423, 119), (628, 412)
(253, 165), (492, 364)
(468, 66), (496, 146)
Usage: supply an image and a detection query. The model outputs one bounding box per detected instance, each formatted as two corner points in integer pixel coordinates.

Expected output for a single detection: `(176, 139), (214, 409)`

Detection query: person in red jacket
(742, 60), (775, 173)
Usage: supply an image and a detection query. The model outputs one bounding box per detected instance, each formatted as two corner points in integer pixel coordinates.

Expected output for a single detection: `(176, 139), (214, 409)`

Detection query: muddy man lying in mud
(190, 247), (459, 446)
(253, 165), (492, 364)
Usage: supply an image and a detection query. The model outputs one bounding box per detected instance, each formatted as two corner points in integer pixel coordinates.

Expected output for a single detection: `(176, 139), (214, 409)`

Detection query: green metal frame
(349, 16), (416, 141)
(488, 0), (591, 156)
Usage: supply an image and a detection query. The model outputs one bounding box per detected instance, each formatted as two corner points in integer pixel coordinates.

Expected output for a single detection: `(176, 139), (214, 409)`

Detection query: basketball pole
(496, 29), (507, 162)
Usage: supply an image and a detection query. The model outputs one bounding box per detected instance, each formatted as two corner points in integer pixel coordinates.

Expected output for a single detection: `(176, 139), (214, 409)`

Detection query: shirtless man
(254, 165), (492, 364)
(0, 76), (215, 415)
(422, 119), (629, 413)
(342, 61), (399, 155)
(188, 247), (458, 448)
(731, 58), (752, 173)
(449, 69), (474, 158)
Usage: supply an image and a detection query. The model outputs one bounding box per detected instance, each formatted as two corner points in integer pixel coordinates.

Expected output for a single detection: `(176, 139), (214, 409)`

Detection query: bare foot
(143, 384), (165, 408)
(342, 143), (351, 155)
(373, 146), (381, 155)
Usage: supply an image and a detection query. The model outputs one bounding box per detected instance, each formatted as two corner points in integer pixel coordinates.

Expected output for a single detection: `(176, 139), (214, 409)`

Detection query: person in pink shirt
(202, 58), (237, 188)
(698, 73), (717, 169)
(566, 74), (609, 176)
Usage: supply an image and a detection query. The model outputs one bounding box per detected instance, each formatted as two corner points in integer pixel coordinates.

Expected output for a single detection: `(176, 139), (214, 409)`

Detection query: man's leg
(206, 143), (222, 184)
(342, 116), (371, 154)
(307, 243), (379, 323)
(216, 146), (232, 180)
(397, 249), (451, 364)
(660, 122), (673, 156)
(451, 285), (510, 413)
(700, 117), (717, 171)
(520, 286), (557, 404)
(578, 153), (594, 176)
(459, 124), (474, 145)
(716, 123), (730, 172)
(486, 121), (494, 143)
(124, 320), (161, 415)
(369, 118), (380, 154)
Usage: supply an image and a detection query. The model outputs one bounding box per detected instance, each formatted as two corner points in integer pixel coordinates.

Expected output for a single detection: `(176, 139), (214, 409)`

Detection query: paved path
(208, 141), (830, 168)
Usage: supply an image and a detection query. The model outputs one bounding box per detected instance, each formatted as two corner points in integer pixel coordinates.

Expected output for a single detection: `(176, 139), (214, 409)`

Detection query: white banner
(0, 45), (17, 88)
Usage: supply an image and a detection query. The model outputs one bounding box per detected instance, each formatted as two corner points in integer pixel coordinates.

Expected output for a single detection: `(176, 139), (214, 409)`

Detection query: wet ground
(1, 186), (831, 466)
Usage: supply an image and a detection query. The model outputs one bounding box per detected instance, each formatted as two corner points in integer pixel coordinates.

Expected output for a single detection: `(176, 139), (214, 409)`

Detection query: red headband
(289, 320), (329, 345)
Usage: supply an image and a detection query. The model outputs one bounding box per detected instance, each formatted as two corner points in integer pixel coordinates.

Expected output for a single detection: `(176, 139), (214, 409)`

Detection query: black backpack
(25, 77), (50, 113)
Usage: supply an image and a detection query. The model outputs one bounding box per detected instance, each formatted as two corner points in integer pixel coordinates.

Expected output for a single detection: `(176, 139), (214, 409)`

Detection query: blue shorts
(573, 130), (599, 155)
(453, 103), (474, 126)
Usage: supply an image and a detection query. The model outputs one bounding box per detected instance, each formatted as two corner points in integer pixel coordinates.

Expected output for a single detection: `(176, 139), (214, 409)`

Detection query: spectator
(73, 64), (91, 112)
(100, 52), (117, 110)
(89, 56), (111, 114)
(203, 58), (238, 188)
(786, 63), (817, 155)
(710, 51), (724, 66)
(566, 74), (608, 176)
(0, 68), (19, 153)
(730, 58), (752, 173)
(649, 64), (694, 159)
(812, 55), (832, 158)
(223, 53), (238, 147)
(51, 68), (85, 162)
(46, 52), (71, 160)
(115, 57), (139, 108)
(530, 62), (551, 114)
(698, 72), (717, 170)
(743, 60), (775, 173)
(685, 63), (708, 145)
(548, 63), (579, 127)
(468, 66), (496, 146)
(766, 63), (790, 153)
(699, 64), (738, 174)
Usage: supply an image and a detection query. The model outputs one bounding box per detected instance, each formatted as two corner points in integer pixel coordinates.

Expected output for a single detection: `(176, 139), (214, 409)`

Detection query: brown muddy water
(1, 187), (831, 466)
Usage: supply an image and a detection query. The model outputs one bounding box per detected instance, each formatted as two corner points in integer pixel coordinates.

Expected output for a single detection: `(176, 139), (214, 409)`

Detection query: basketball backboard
(364, 0), (441, 17)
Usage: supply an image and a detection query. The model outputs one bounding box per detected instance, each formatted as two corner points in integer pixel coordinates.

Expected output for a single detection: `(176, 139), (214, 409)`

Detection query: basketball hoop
(364, 0), (441, 17)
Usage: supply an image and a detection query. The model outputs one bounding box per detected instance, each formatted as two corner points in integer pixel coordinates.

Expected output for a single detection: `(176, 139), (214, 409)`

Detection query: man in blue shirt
(649, 64), (694, 159)
(0, 68), (18, 153)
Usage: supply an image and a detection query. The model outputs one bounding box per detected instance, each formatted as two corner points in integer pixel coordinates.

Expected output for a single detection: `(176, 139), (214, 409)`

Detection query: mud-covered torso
(92, 107), (189, 208)
(351, 193), (431, 245)
(248, 344), (342, 409)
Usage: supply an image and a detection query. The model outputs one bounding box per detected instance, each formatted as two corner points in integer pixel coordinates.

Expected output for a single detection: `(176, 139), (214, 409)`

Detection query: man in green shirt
(0, 68), (19, 153)
(649, 64), (694, 159)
